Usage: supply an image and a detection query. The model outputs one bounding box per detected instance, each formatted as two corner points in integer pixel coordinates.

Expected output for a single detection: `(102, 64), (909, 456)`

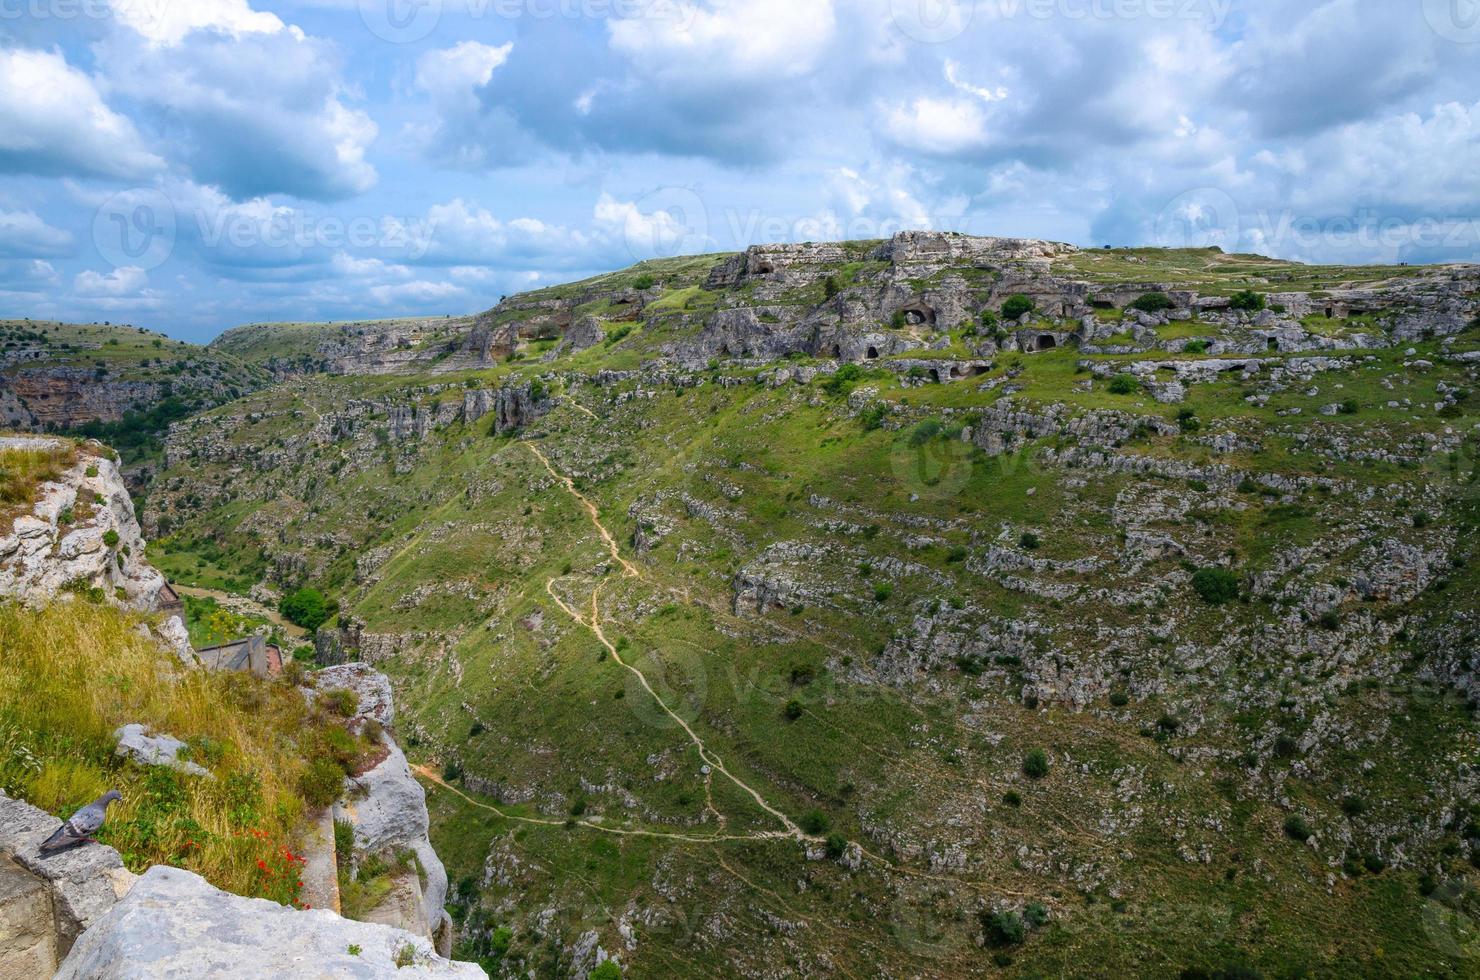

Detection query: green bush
(1019, 532), (1040, 550)
(909, 419), (942, 446)
(1001, 295), (1035, 321)
(1176, 408), (1201, 433)
(1129, 292), (1173, 313)
(102, 529), (121, 549)
(1191, 568), (1239, 605)
(783, 699), (803, 721)
(280, 587), (331, 632)
(823, 275), (840, 299)
(822, 363), (862, 397)
(1023, 749), (1049, 779)
(825, 833), (848, 859)
(1229, 290), (1265, 312)
(1184, 340), (1208, 354)
(299, 757), (345, 808)
(589, 962), (622, 980)
(800, 809), (831, 834)
(632, 273), (656, 290)
(1283, 814), (1312, 841)
(979, 310), (999, 331)
(1338, 399), (1358, 415)
(982, 910), (1025, 947)
(1108, 374), (1139, 395)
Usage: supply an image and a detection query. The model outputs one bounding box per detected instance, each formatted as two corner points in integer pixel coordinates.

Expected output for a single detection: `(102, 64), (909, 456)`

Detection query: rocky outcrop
(318, 662), (396, 728)
(0, 437), (168, 611)
(54, 865), (485, 979)
(113, 724), (211, 778)
(335, 736), (451, 952)
(0, 791), (136, 959)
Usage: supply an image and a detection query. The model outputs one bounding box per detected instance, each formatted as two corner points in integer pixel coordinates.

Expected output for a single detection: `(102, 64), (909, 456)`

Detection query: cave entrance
(928, 368), (941, 383)
(1324, 306), (1335, 319)
(866, 346), (879, 359)
(1267, 337), (1280, 351)
(1036, 335), (1058, 351)
(830, 344), (842, 358)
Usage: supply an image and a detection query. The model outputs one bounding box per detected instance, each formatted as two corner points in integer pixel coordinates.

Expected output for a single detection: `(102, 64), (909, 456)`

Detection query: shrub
(1191, 567), (1239, 605)
(1413, 511), (1432, 528)
(1338, 398), (1359, 415)
(1003, 790), (1022, 807)
(442, 759), (463, 783)
(872, 583), (893, 603)
(323, 687), (359, 717)
(1184, 340), (1208, 354)
(632, 273), (656, 290)
(979, 310), (999, 331)
(280, 587), (331, 632)
(822, 363), (862, 397)
(1229, 290), (1265, 312)
(1024, 902), (1049, 928)
(1108, 374), (1139, 395)
(800, 809), (831, 834)
(825, 833), (848, 859)
(1019, 532), (1040, 550)
(299, 757), (345, 808)
(982, 910), (1025, 947)
(783, 699), (803, 721)
(1283, 814), (1312, 841)
(1023, 749), (1050, 779)
(859, 404), (887, 431)
(589, 962), (622, 980)
(889, 310), (907, 329)
(909, 419), (942, 446)
(1001, 295), (1035, 321)
(1176, 408), (1201, 433)
(823, 275), (840, 299)
(102, 529), (121, 549)
(1129, 292), (1173, 313)
(1109, 691), (1130, 707)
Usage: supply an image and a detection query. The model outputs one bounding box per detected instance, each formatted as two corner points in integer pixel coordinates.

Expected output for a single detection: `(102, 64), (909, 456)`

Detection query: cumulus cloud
(106, 0), (288, 46)
(0, 209), (74, 258)
(0, 48), (163, 180)
(74, 265), (148, 297)
(96, 21), (377, 200)
(607, 0), (837, 81)
(408, 41), (517, 169)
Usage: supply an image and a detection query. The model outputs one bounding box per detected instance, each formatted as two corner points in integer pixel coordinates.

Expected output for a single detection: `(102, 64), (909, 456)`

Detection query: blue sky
(1, 0), (1478, 343)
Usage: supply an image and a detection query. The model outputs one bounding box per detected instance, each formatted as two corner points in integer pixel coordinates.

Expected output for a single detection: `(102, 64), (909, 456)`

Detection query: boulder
(0, 856), (57, 979)
(317, 662), (395, 728)
(0, 791), (135, 956)
(54, 865), (485, 979)
(565, 315), (605, 352)
(113, 724), (211, 778)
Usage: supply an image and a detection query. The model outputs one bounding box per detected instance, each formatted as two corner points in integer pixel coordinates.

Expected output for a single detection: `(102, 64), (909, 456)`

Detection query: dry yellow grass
(0, 600), (360, 904)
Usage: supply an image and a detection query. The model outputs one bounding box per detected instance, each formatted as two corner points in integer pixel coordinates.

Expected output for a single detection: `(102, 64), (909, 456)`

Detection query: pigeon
(38, 790), (122, 854)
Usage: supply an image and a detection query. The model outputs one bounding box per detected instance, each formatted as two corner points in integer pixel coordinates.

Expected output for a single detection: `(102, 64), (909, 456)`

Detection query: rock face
(0, 791), (136, 958)
(335, 736), (451, 952)
(54, 865), (486, 979)
(0, 437), (167, 610)
(0, 855), (57, 978)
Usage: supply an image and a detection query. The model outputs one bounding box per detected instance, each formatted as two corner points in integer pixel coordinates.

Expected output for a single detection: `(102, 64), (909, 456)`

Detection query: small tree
(1229, 290), (1265, 312)
(1023, 748), (1049, 779)
(1191, 568), (1239, 605)
(589, 963), (622, 980)
(1108, 374), (1139, 395)
(823, 275), (840, 299)
(281, 587), (332, 631)
(1001, 295), (1035, 321)
(982, 910), (1026, 947)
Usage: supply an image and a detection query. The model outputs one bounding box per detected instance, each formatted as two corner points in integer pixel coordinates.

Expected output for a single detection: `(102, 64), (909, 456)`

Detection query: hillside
(0, 320), (271, 472)
(144, 233), (1480, 977)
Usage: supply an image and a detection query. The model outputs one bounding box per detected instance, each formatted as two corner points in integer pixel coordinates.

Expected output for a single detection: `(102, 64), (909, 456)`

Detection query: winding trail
(523, 441), (807, 839)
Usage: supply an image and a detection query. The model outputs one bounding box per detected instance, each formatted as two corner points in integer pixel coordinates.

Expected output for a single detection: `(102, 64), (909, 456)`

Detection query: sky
(0, 0), (1478, 343)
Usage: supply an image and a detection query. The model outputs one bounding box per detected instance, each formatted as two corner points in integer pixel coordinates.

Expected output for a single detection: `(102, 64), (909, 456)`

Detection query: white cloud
(608, 0), (837, 80)
(107, 0), (288, 46)
(883, 97), (988, 155)
(0, 209), (73, 258)
(0, 48), (163, 180)
(74, 265), (148, 297)
(368, 280), (465, 306)
(415, 41), (512, 101)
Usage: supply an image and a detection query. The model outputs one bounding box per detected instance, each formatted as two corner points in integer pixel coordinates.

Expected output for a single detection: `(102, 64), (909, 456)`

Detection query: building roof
(196, 635), (283, 678)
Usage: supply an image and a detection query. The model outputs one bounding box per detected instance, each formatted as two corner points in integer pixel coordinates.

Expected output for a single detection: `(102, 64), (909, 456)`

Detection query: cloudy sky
(1, 0), (1477, 342)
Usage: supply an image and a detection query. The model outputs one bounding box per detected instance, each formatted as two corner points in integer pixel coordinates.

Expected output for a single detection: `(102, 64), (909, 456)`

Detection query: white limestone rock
(54, 865), (485, 979)
(113, 724), (211, 779)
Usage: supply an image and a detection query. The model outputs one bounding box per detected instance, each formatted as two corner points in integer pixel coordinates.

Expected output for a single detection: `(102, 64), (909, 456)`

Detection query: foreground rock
(55, 865), (485, 979)
(0, 791), (135, 958)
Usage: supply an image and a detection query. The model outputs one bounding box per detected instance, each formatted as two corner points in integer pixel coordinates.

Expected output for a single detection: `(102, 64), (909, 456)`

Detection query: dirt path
(522, 441), (807, 839)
